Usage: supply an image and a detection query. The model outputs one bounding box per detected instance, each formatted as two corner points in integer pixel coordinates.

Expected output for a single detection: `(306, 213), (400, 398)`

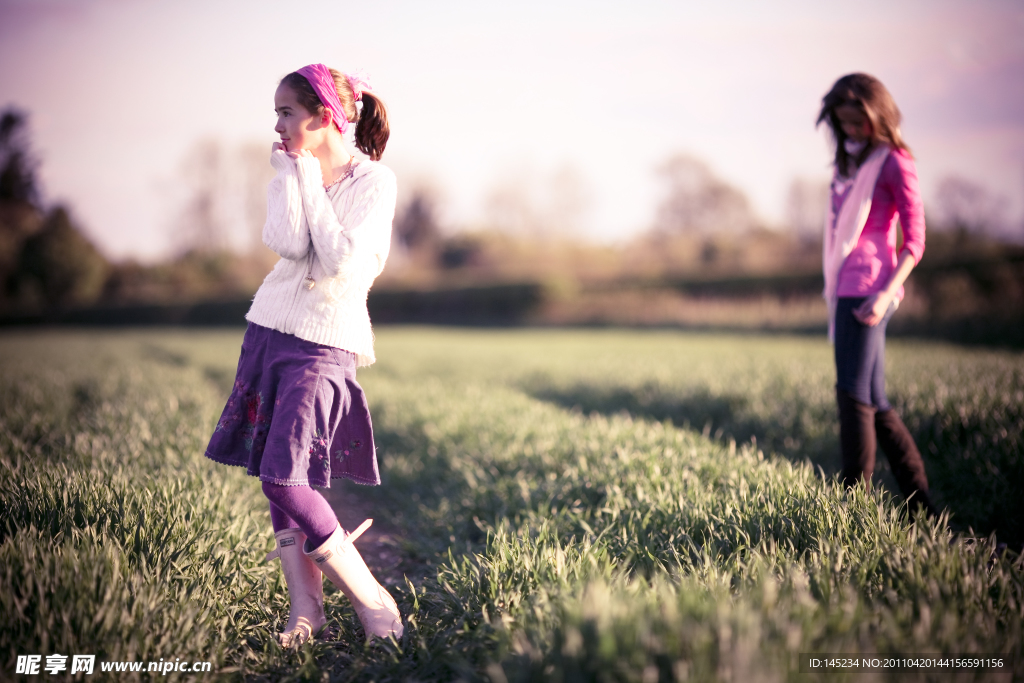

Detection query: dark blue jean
(834, 296), (897, 410)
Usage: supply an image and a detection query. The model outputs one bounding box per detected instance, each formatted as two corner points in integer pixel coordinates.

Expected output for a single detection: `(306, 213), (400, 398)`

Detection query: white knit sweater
(246, 149), (396, 366)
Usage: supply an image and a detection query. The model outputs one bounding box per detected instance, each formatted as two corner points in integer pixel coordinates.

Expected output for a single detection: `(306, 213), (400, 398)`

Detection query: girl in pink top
(818, 73), (937, 518)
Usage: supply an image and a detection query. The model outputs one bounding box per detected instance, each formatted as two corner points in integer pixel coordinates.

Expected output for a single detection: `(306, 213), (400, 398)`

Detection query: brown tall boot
(837, 389), (877, 488)
(874, 409), (938, 518)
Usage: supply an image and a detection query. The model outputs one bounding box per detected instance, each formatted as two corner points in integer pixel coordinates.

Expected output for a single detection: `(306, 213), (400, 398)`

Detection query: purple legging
(262, 482), (338, 549)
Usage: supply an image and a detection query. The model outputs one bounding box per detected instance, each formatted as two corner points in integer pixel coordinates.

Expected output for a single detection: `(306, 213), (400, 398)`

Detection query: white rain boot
(265, 528), (327, 647)
(303, 520), (403, 641)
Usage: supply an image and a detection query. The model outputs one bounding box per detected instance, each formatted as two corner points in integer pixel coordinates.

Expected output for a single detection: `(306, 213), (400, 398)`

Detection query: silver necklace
(304, 158), (359, 291)
(303, 252), (317, 290)
(324, 157), (358, 190)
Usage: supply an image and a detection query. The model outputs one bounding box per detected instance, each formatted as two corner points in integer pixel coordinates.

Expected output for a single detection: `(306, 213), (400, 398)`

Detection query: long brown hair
(817, 73), (908, 176)
(280, 68), (390, 161)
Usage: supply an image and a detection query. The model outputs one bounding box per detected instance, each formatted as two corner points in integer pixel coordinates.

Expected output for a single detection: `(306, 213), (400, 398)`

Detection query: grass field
(1, 327), (1022, 681)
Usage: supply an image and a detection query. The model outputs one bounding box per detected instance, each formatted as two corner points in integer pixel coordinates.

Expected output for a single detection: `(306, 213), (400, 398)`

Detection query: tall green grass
(1, 328), (1021, 681)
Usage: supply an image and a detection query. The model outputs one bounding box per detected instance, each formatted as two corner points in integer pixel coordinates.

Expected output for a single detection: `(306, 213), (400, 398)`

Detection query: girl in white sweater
(204, 64), (401, 646)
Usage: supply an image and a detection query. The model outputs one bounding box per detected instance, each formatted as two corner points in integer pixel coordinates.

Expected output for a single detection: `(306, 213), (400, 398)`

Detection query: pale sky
(1, 0), (1022, 260)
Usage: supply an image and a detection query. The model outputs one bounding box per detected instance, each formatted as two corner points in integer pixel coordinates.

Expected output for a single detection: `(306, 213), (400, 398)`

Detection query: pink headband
(295, 64), (373, 135)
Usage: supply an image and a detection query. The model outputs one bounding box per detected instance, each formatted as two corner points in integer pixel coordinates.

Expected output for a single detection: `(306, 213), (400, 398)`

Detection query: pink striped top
(834, 148), (926, 299)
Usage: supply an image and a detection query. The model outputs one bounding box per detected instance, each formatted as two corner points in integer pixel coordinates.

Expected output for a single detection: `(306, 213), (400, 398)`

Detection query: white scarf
(822, 145), (891, 341)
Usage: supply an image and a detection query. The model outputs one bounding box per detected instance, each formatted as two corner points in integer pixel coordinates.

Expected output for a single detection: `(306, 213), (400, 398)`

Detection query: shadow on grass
(524, 379), (842, 475)
(525, 378), (1024, 550)
(908, 409), (1024, 550)
(322, 417), (485, 586)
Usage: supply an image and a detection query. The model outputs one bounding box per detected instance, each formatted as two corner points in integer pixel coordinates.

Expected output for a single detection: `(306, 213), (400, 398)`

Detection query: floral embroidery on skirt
(204, 323), (379, 487)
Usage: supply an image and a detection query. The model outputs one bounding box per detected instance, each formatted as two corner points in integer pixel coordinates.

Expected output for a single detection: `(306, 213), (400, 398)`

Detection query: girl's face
(274, 83), (325, 152)
(835, 104), (873, 142)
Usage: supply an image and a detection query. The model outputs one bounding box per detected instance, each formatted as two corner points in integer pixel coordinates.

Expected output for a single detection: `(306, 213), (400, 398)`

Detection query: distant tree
(238, 141), (277, 253)
(484, 171), (536, 236)
(438, 235), (484, 269)
(655, 154), (756, 234)
(0, 202), (42, 303)
(391, 183), (444, 260)
(545, 164), (592, 237)
(483, 163), (593, 238)
(1, 108), (45, 306)
(0, 108), (40, 206)
(395, 189), (441, 252)
(785, 177), (829, 240)
(0, 108), (109, 311)
(935, 175), (1008, 236)
(173, 139), (231, 255)
(17, 205), (108, 308)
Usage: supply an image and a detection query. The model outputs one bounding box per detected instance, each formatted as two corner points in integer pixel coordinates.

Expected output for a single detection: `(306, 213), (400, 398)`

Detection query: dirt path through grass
(322, 485), (418, 589)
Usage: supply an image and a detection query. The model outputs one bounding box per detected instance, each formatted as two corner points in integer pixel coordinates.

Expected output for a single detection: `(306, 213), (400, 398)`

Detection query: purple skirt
(204, 323), (379, 487)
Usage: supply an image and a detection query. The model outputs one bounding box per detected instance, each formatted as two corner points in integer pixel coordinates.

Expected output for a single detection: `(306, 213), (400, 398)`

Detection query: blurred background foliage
(2, 106), (1022, 346)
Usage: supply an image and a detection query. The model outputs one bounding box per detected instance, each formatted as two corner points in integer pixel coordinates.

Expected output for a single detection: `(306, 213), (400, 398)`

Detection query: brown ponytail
(355, 90), (389, 161)
(280, 68), (390, 161)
